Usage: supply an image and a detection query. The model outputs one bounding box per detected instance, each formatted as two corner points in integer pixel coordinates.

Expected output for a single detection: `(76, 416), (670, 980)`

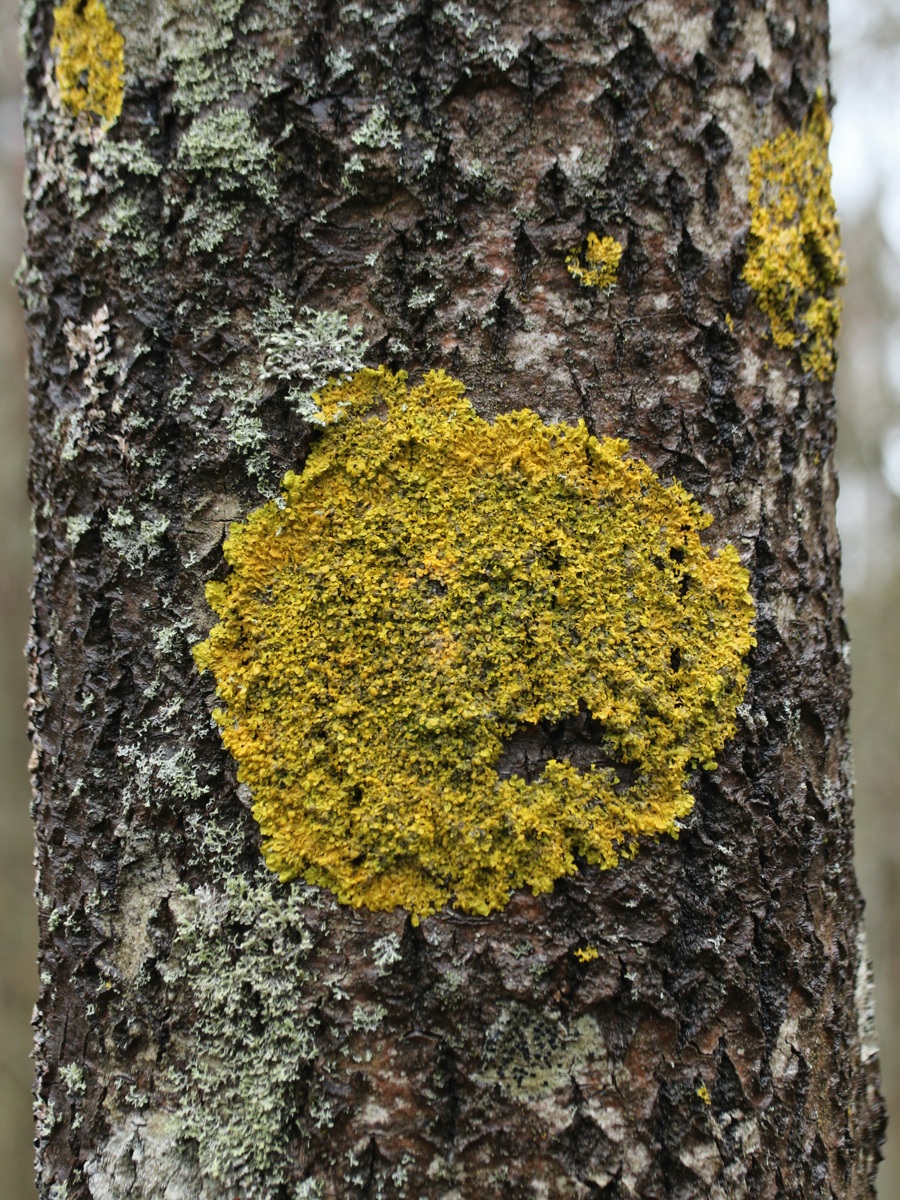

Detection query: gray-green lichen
(58, 1063), (87, 1095)
(161, 873), (320, 1199)
(161, 299), (369, 486)
(257, 297), (370, 422)
(98, 195), (158, 258)
(65, 514), (91, 546)
(88, 842), (342, 1200)
(352, 104), (402, 151)
(101, 507), (169, 572)
(117, 742), (202, 816)
(477, 1004), (608, 1100)
(326, 45), (354, 80)
(370, 933), (403, 975)
(183, 199), (246, 254)
(92, 137), (163, 178)
(175, 106), (276, 251)
(340, 151), (366, 195)
(109, 0), (281, 112)
(177, 107), (275, 197)
(217, 364), (270, 479)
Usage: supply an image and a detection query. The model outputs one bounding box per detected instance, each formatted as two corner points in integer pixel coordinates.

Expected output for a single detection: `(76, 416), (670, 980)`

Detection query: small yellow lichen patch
(566, 232), (623, 289)
(743, 94), (846, 381)
(51, 0), (124, 126)
(574, 946), (599, 963)
(194, 367), (755, 920)
(697, 1084), (712, 1105)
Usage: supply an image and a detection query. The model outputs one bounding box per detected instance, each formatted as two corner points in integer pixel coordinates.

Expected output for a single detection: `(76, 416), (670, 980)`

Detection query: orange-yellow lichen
(566, 233), (623, 289)
(194, 367), (755, 920)
(574, 946), (599, 963)
(743, 94), (846, 381)
(51, 0), (124, 126)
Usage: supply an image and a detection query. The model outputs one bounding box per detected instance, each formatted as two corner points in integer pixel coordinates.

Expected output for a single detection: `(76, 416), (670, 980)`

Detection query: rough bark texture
(22, 0), (884, 1197)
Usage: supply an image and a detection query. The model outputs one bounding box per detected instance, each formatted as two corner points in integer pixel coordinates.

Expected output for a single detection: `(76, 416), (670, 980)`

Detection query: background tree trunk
(22, 0), (884, 1197)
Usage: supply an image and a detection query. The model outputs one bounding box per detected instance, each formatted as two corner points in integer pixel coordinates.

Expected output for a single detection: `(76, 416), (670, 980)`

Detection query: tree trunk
(22, 0), (884, 1197)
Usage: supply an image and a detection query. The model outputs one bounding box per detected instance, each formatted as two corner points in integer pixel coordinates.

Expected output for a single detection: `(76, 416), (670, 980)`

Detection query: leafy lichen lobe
(194, 368), (754, 920)
(743, 95), (847, 381)
(566, 233), (624, 289)
(52, 0), (124, 125)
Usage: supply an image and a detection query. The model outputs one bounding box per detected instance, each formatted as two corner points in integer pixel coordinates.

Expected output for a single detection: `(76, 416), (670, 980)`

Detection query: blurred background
(831, 0), (900, 1193)
(0, 0), (899, 1196)
(0, 0), (36, 1198)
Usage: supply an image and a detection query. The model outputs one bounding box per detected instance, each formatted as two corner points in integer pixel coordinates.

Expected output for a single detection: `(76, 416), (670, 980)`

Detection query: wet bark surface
(22, 0), (884, 1196)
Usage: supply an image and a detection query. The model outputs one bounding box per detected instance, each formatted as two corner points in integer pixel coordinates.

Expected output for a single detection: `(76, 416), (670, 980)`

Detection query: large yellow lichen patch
(52, 0), (124, 126)
(195, 368), (754, 920)
(743, 95), (846, 381)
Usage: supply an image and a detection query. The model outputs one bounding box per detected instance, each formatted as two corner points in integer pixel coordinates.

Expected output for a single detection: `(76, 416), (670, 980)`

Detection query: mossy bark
(22, 0), (884, 1197)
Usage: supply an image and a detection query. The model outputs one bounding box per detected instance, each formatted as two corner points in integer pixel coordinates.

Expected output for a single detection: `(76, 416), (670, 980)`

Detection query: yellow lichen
(51, 0), (124, 126)
(742, 94), (846, 381)
(194, 367), (755, 920)
(574, 946), (599, 963)
(566, 233), (623, 289)
(697, 1084), (712, 1105)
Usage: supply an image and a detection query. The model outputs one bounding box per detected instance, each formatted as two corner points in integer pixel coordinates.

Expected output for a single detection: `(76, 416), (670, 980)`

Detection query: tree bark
(22, 0), (884, 1197)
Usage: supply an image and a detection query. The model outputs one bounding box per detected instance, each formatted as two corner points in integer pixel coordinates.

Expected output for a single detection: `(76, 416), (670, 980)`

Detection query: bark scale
(22, 0), (883, 1197)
